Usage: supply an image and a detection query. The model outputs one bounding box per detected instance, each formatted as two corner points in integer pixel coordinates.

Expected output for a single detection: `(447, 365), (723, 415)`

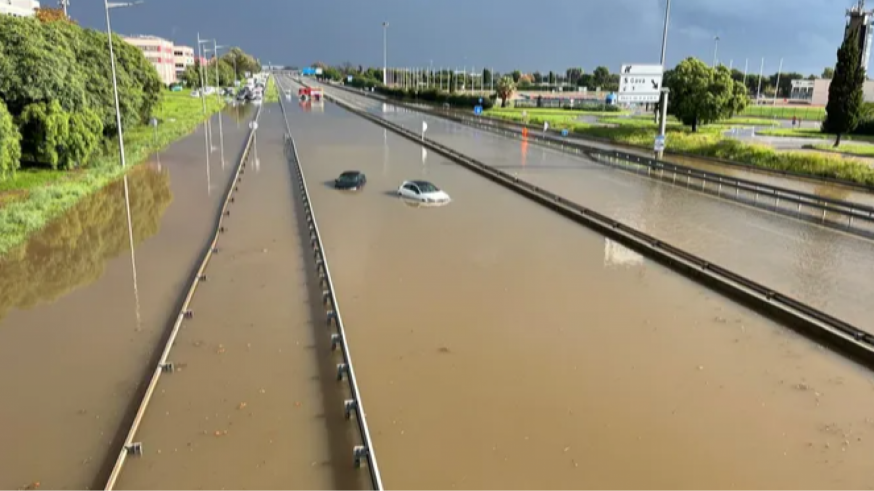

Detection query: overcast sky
(70, 0), (860, 76)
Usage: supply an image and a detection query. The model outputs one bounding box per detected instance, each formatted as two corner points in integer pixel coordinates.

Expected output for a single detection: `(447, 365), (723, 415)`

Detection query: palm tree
(497, 76), (516, 108)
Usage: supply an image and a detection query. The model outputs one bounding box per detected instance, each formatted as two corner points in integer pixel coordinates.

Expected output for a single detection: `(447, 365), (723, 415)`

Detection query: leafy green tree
(511, 70), (522, 83)
(180, 63), (202, 88)
(482, 68), (492, 86)
(63, 108), (103, 169)
(17, 100), (70, 169)
(824, 29), (866, 146)
(566, 67), (583, 85)
(0, 100), (22, 179)
(664, 57), (749, 132)
(497, 76), (516, 108)
(548, 71), (556, 85)
(822, 67), (835, 79)
(204, 58), (236, 87)
(221, 47), (260, 79)
(0, 16), (85, 116)
(592, 66), (611, 88)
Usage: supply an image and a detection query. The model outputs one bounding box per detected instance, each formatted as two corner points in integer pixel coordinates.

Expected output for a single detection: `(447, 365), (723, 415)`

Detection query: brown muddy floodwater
(116, 104), (365, 490)
(349, 99), (874, 336)
(0, 108), (254, 490)
(281, 86), (874, 490)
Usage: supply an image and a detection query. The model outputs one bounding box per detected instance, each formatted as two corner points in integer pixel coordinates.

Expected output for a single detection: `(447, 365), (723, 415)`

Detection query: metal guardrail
(334, 82), (874, 200)
(275, 76), (384, 491)
(104, 102), (264, 490)
(319, 86), (874, 371)
(328, 84), (874, 238)
(449, 114), (874, 238)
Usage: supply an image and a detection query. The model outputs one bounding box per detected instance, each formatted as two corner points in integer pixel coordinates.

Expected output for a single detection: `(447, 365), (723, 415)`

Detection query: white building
(0, 0), (40, 17)
(790, 78), (874, 106)
(173, 45), (195, 80)
(123, 35), (177, 86)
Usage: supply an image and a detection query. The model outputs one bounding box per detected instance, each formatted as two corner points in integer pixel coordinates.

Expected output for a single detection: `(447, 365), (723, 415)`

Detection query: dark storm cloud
(69, 0), (860, 75)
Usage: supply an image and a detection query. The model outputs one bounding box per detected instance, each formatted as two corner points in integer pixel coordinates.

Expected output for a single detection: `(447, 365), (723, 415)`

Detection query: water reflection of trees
(0, 164), (172, 321)
(225, 103), (256, 124)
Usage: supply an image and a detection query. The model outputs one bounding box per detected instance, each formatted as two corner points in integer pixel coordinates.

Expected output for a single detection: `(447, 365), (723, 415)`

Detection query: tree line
(178, 47), (261, 89)
(0, 11), (162, 179)
(0, 10), (264, 181)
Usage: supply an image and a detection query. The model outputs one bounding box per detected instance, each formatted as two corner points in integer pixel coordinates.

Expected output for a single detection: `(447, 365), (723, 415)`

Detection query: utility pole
(59, 0), (70, 16)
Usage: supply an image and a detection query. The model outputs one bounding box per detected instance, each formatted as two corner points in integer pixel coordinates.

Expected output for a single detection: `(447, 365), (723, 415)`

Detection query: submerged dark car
(334, 171), (367, 190)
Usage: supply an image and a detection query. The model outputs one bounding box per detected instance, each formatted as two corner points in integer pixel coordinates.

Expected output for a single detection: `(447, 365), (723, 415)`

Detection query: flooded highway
(321, 85), (874, 335)
(278, 76), (874, 489)
(116, 104), (366, 490)
(338, 85), (874, 207)
(0, 107), (255, 490)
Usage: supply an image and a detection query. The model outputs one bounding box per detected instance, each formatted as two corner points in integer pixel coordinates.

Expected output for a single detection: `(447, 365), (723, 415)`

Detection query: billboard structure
(617, 64), (664, 103)
(846, 0), (874, 73)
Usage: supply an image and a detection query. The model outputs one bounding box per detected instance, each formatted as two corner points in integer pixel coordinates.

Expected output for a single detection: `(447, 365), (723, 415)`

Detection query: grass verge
(742, 105), (826, 120)
(810, 143), (874, 158)
(568, 124), (874, 186)
(265, 74), (279, 103)
(756, 127), (874, 143)
(0, 90), (224, 257)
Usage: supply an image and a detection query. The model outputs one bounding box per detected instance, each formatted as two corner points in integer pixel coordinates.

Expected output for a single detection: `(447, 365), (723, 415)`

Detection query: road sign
(478, 97), (483, 104)
(618, 64), (664, 103)
(474, 105), (483, 115)
(561, 129), (569, 137)
(654, 134), (666, 152)
(347, 75), (353, 82)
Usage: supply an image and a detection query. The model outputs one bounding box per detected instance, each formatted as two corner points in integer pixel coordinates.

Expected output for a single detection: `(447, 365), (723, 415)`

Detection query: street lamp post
(657, 0), (671, 152)
(104, 0), (143, 169)
(211, 42), (227, 169)
(197, 35), (213, 192)
(713, 36), (720, 67)
(382, 21), (389, 85)
(104, 0), (144, 334)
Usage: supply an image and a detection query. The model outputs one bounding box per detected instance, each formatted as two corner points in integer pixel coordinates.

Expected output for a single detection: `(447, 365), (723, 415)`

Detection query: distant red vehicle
(298, 87), (324, 102)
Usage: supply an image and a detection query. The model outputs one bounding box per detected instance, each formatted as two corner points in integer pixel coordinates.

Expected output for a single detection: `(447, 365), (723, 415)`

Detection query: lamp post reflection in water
(249, 120), (260, 173)
(105, 0), (144, 331)
(383, 127), (389, 175)
(150, 117), (160, 169)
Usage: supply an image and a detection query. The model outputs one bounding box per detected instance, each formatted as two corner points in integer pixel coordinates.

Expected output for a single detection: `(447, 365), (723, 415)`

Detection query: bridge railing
(275, 75), (384, 491)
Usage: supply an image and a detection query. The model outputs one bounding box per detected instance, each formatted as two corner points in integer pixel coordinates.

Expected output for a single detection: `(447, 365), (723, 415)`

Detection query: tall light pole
(197, 35), (213, 192)
(756, 57), (765, 102)
(772, 57), (784, 104)
(210, 42), (228, 169)
(104, 0), (144, 332)
(104, 0), (143, 169)
(713, 35), (720, 67)
(60, 0), (70, 16)
(382, 21), (389, 85)
(657, 0), (671, 154)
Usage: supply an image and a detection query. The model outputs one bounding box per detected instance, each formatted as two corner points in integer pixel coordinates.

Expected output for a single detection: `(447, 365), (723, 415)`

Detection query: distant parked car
(334, 171), (367, 190)
(397, 180), (451, 204)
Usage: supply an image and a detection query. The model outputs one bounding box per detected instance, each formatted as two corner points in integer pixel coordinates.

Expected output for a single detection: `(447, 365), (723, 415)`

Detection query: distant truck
(298, 87), (324, 102)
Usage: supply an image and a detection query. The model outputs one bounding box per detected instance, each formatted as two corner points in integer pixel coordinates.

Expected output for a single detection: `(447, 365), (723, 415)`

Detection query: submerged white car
(397, 180), (451, 204)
